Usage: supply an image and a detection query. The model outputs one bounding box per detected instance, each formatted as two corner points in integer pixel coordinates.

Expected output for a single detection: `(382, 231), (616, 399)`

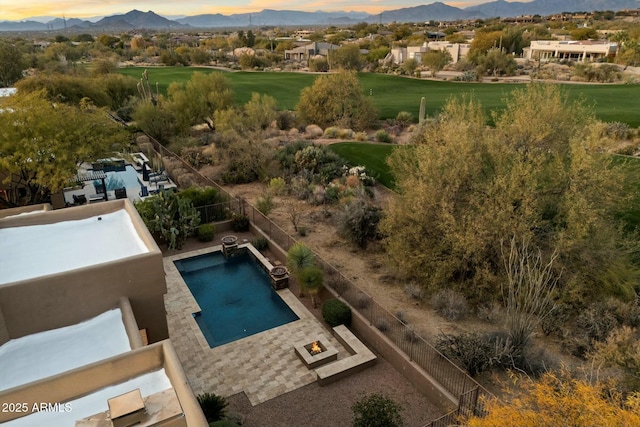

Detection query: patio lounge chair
(114, 187), (127, 199)
(72, 194), (87, 205)
(139, 185), (149, 197)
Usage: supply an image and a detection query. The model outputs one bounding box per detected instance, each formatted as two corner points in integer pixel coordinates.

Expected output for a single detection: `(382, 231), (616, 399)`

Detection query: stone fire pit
(294, 337), (338, 369)
(269, 266), (289, 290)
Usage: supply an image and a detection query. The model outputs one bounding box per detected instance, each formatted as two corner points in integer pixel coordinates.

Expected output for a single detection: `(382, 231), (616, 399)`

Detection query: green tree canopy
(166, 71), (233, 133)
(0, 40), (26, 87)
(381, 84), (639, 306)
(295, 71), (377, 131)
(0, 91), (128, 206)
(330, 44), (362, 71)
(422, 49), (453, 77)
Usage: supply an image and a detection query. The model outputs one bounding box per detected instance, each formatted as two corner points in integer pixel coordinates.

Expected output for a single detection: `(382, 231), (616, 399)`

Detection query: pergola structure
(74, 170), (108, 201)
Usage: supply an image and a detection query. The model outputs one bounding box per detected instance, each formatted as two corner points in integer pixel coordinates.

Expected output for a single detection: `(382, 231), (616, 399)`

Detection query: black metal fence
(142, 133), (493, 425)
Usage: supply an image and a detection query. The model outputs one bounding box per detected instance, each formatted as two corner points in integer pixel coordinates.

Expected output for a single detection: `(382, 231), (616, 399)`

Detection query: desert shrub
(338, 128), (354, 139)
(328, 275), (349, 295)
(337, 194), (383, 248)
(476, 302), (502, 323)
(357, 294), (371, 309)
(290, 175), (312, 200)
(432, 289), (469, 321)
(322, 298), (352, 327)
(305, 124), (324, 138)
(576, 302), (620, 343)
(376, 318), (390, 331)
(268, 177), (286, 195)
(197, 393), (228, 423)
(354, 131), (368, 142)
(396, 310), (408, 324)
(310, 185), (327, 205)
(375, 130), (392, 143)
(197, 223), (215, 242)
(404, 328), (419, 343)
(231, 213), (250, 232)
(435, 332), (515, 376)
(252, 236), (268, 251)
(256, 194), (274, 215)
(276, 110), (295, 130)
(324, 127), (340, 138)
(540, 303), (570, 336)
(396, 111), (414, 126)
(604, 121), (631, 140)
(404, 282), (425, 301)
(178, 187), (225, 207)
(352, 393), (404, 427)
(298, 226), (308, 236)
(180, 146), (212, 168)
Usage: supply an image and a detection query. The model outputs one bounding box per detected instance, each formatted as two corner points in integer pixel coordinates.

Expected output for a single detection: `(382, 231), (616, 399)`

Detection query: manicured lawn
(117, 67), (640, 127)
(329, 142), (397, 189)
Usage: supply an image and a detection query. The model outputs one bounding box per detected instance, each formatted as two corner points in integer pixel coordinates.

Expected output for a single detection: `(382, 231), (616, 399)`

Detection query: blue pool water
(174, 252), (299, 348)
(94, 165), (141, 192)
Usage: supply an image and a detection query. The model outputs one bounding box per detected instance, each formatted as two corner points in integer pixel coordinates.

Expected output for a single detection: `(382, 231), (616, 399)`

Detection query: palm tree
(287, 242), (316, 296)
(298, 266), (324, 308)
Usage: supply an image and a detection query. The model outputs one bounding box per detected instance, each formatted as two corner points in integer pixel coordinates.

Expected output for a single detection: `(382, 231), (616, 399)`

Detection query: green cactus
(419, 96), (426, 123)
(148, 190), (201, 250)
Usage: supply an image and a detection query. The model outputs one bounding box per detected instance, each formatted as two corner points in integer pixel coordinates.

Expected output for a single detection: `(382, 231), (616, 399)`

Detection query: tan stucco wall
(0, 340), (207, 426)
(0, 203), (52, 219)
(0, 200), (169, 343)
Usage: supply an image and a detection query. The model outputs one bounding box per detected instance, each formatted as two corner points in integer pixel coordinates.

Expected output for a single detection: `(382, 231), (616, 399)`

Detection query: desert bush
(290, 175), (312, 200)
(324, 127), (340, 138)
(540, 303), (570, 336)
(435, 332), (515, 376)
(197, 223), (216, 242)
(305, 124), (324, 138)
(338, 128), (354, 139)
(476, 302), (502, 323)
(231, 213), (250, 232)
(404, 282), (425, 301)
(432, 289), (469, 321)
(178, 187), (225, 207)
(357, 293), (371, 309)
(268, 177), (286, 195)
(604, 121), (631, 140)
(396, 111), (414, 127)
(375, 318), (390, 331)
(256, 194), (275, 215)
(352, 393), (404, 427)
(354, 132), (368, 142)
(197, 393), (228, 423)
(328, 275), (349, 295)
(396, 310), (408, 324)
(576, 302), (620, 343)
(404, 328), (419, 343)
(180, 146), (212, 168)
(276, 110), (295, 130)
(375, 130), (392, 143)
(252, 236), (268, 251)
(337, 193), (383, 248)
(322, 298), (352, 327)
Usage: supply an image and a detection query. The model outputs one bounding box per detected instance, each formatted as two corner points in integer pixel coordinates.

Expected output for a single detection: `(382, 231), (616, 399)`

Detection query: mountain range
(1, 0), (639, 32)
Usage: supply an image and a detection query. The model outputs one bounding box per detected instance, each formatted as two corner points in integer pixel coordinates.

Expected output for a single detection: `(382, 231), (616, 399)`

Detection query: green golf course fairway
(118, 67), (640, 127)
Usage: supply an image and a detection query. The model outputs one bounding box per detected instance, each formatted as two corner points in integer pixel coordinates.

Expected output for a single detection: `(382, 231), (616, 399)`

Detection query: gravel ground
(226, 356), (444, 427)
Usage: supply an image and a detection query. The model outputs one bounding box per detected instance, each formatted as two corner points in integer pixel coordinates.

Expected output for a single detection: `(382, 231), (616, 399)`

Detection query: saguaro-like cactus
(419, 96), (426, 123)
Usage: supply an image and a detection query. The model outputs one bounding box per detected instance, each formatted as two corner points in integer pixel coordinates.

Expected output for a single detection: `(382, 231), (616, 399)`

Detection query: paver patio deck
(164, 245), (348, 405)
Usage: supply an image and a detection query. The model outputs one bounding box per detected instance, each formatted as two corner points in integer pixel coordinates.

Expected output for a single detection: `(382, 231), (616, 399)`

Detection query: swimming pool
(174, 251), (299, 348)
(94, 165), (141, 193)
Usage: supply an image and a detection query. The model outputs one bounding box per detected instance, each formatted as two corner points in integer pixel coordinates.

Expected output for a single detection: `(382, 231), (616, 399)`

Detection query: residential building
(389, 41), (470, 65)
(0, 200), (206, 426)
(284, 42), (339, 61)
(524, 40), (617, 62)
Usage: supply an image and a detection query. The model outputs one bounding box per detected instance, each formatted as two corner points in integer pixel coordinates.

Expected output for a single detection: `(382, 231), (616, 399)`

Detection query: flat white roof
(0, 308), (131, 392)
(0, 209), (149, 285)
(4, 369), (172, 427)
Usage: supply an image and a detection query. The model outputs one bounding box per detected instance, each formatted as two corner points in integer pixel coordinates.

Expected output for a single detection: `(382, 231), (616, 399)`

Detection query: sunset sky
(0, 0), (508, 21)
